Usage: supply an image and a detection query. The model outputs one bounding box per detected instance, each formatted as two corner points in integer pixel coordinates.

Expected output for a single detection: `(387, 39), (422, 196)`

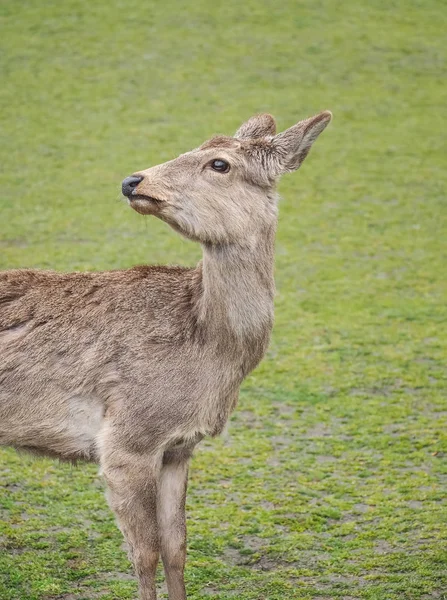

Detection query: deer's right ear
(234, 113), (277, 140)
(270, 111), (332, 176)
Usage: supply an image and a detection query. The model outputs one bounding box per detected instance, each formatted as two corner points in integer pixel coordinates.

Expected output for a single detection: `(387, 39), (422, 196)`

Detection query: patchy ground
(0, 0), (446, 598)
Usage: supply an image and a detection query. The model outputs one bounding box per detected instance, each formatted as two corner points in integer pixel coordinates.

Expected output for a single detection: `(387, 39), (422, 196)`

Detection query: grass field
(1, 0), (446, 598)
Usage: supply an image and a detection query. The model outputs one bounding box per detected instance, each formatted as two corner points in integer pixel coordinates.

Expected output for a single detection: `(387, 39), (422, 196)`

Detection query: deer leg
(101, 444), (162, 600)
(157, 447), (192, 600)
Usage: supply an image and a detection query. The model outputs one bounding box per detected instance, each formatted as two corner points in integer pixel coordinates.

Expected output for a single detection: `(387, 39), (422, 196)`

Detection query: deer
(0, 110), (332, 599)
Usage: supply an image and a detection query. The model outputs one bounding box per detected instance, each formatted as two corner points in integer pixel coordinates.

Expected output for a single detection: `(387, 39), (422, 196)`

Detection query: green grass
(1, 0), (446, 598)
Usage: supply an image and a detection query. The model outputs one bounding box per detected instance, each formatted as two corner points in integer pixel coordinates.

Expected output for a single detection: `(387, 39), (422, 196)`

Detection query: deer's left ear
(271, 111), (332, 175)
(234, 113), (277, 139)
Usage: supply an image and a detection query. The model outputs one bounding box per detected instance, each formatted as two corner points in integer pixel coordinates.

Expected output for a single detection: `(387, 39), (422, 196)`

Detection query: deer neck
(197, 222), (276, 353)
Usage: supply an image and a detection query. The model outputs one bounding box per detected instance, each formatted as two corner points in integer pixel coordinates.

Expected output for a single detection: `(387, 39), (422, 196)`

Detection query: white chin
(129, 198), (157, 215)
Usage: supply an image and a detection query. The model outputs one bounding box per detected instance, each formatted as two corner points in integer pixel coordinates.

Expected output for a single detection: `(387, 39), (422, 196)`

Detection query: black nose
(122, 175), (144, 197)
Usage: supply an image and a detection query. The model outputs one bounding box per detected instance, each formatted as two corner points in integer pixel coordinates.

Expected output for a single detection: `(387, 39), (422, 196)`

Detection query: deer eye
(210, 159), (230, 173)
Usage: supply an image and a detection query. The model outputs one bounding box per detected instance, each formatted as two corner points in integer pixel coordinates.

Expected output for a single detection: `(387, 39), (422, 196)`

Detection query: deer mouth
(128, 194), (164, 215)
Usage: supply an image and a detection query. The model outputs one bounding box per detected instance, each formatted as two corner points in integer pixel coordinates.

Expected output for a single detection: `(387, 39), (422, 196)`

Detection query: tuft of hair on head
(234, 113), (277, 140)
(233, 110), (332, 176)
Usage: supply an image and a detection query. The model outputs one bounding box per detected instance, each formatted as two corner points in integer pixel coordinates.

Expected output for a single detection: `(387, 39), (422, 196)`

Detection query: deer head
(122, 111), (332, 245)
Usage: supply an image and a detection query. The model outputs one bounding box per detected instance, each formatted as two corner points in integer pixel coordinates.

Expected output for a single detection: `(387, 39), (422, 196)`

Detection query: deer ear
(271, 111), (332, 175)
(234, 113), (277, 139)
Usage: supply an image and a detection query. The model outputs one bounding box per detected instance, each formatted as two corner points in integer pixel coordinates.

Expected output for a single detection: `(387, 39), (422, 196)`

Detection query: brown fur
(0, 110), (331, 599)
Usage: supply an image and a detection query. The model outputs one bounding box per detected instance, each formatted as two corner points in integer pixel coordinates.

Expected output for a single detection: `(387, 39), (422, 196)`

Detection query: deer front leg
(101, 444), (162, 600)
(157, 447), (193, 600)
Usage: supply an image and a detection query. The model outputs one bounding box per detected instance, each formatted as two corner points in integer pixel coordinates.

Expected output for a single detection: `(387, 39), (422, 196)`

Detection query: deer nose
(122, 175), (144, 197)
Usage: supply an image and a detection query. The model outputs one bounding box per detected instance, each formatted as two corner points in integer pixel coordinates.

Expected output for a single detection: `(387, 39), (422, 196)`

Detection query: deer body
(0, 111), (331, 599)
